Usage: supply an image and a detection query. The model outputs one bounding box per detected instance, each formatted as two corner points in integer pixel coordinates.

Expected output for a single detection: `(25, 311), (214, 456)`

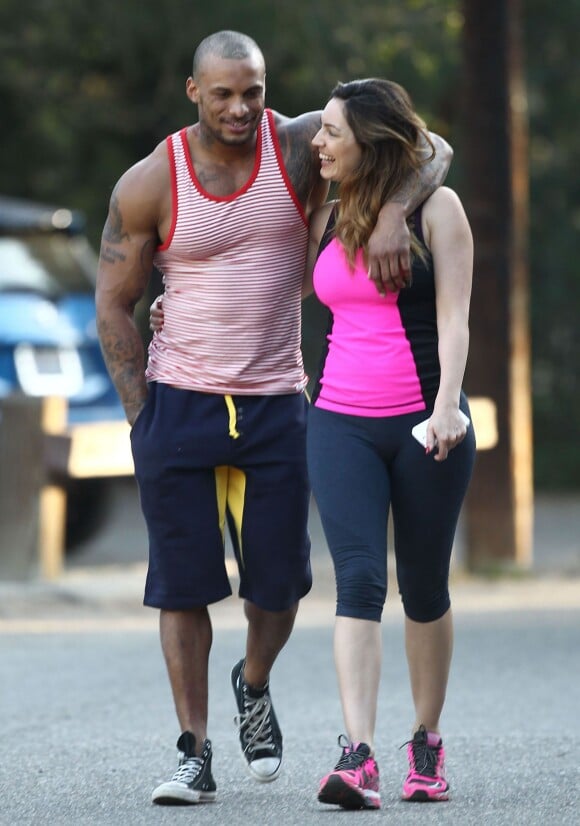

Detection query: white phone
(411, 410), (470, 447)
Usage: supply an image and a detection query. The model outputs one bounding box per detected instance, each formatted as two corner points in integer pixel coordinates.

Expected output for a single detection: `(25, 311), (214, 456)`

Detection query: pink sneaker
(401, 725), (449, 802)
(318, 735), (381, 810)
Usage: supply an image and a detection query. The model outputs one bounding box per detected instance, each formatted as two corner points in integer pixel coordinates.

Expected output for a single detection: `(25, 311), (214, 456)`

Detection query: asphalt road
(1, 485), (579, 825)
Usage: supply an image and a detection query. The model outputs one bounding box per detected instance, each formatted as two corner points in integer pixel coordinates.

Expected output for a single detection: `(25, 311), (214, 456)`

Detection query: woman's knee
(336, 577), (386, 621)
(400, 585), (450, 623)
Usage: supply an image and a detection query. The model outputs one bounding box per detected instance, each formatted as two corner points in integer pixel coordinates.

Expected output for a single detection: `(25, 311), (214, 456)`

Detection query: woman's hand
(149, 295), (164, 332)
(426, 407), (470, 462)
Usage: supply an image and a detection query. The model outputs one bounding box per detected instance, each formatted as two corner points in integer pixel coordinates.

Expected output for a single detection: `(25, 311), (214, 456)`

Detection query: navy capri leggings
(307, 401), (476, 623)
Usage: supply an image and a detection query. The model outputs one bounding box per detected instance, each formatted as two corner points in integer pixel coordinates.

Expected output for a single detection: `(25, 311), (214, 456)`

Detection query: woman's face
(312, 97), (362, 182)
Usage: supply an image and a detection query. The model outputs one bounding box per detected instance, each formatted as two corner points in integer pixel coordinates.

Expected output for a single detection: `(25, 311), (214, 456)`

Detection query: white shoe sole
(241, 753), (282, 783)
(152, 781), (217, 805)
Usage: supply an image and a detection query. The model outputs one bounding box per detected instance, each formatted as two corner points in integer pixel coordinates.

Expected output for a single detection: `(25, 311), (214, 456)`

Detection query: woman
(305, 78), (475, 810)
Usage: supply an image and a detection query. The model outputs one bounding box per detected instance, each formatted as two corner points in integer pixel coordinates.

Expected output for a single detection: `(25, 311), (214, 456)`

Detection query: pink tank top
(147, 110), (309, 395)
(312, 238), (428, 416)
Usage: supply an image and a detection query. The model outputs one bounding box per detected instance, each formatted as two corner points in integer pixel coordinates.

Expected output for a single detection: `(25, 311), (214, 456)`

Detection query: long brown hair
(330, 78), (434, 267)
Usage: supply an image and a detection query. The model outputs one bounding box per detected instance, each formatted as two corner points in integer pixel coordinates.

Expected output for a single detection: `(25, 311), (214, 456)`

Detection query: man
(95, 30), (452, 806)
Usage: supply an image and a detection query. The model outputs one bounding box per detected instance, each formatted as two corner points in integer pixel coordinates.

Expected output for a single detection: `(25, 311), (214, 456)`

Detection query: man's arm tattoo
(390, 134), (447, 213)
(100, 194), (131, 265)
(100, 245), (127, 265)
(97, 318), (147, 421)
(280, 117), (321, 206)
(103, 194), (129, 244)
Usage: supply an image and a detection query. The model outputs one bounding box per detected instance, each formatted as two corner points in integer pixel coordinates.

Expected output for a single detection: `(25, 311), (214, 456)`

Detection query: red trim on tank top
(179, 122), (262, 202)
(267, 110), (308, 226)
(156, 132), (179, 252)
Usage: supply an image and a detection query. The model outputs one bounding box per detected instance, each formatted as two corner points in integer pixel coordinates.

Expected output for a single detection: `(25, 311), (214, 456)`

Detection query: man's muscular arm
(368, 131), (453, 293)
(273, 111), (329, 216)
(96, 156), (163, 425)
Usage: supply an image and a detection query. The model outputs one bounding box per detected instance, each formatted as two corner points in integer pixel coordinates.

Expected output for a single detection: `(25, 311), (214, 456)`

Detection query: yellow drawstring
(224, 395), (241, 440)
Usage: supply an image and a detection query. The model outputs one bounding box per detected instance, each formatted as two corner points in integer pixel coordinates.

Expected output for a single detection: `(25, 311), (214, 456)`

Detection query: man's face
(187, 54), (266, 147)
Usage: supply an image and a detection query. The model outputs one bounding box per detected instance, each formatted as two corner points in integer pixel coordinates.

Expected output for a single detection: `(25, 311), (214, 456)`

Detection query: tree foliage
(524, 0), (580, 488)
(0, 0), (459, 230)
(0, 0), (577, 488)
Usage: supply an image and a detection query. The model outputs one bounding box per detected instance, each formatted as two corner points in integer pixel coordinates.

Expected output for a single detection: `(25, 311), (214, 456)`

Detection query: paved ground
(0, 487), (579, 825)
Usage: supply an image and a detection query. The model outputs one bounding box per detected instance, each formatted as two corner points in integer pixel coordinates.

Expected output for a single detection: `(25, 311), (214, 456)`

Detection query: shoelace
(401, 735), (439, 777)
(334, 735), (367, 771)
(172, 754), (204, 784)
(234, 691), (275, 753)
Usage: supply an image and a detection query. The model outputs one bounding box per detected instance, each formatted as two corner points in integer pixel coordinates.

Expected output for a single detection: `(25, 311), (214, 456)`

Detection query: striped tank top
(146, 109), (309, 394)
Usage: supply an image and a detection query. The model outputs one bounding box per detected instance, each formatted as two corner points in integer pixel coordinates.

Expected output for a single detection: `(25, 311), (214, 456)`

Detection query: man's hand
(149, 295), (164, 332)
(126, 399), (147, 428)
(367, 203), (412, 296)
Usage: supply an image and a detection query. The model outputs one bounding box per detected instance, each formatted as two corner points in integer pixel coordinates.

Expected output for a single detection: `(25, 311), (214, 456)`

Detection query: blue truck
(0, 195), (131, 548)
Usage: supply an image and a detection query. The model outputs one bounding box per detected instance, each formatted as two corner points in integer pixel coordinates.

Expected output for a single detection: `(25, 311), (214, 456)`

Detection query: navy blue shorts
(130, 383), (312, 611)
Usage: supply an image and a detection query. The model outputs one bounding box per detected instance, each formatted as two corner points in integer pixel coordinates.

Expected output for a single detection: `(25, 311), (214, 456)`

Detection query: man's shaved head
(193, 30), (265, 78)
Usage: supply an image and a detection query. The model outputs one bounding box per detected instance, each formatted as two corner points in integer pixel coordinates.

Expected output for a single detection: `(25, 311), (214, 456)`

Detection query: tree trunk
(460, 0), (533, 569)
